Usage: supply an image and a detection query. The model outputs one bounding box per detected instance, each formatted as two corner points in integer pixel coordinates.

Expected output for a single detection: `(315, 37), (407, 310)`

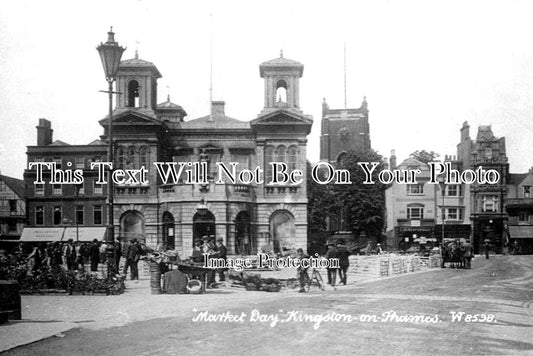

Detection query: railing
(506, 198), (533, 207)
(264, 186), (299, 194)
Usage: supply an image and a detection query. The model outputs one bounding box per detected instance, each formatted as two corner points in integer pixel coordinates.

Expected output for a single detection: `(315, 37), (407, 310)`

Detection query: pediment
(99, 109), (164, 127)
(251, 109), (312, 126)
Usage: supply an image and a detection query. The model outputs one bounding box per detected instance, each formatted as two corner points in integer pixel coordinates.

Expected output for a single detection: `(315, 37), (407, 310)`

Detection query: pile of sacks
(229, 272), (282, 292)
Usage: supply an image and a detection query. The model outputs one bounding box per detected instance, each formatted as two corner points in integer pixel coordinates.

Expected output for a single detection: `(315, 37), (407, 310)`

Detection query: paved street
(4, 255), (533, 355)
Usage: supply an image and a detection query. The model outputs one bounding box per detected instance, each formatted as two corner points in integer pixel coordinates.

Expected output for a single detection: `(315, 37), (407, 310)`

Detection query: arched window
(265, 146), (274, 180)
(120, 210), (145, 242)
(139, 146), (149, 171)
(270, 210), (295, 253)
(127, 146), (137, 169)
(162, 212), (175, 250)
(127, 80), (140, 108)
(336, 151), (347, 165)
(275, 79), (287, 103)
(116, 147), (125, 169)
(288, 146), (298, 171)
(276, 145), (286, 164)
(485, 147), (492, 160)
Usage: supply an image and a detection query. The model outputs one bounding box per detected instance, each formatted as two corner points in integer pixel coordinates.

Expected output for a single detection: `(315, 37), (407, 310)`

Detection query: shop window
(53, 184), (62, 195)
(524, 186), (531, 198)
(407, 184), (424, 195)
(35, 184), (44, 196)
(93, 205), (102, 225)
(53, 206), (62, 225)
(446, 185), (461, 197)
(76, 206), (84, 225)
(407, 206), (424, 219)
(35, 206), (44, 225)
(482, 195), (498, 212)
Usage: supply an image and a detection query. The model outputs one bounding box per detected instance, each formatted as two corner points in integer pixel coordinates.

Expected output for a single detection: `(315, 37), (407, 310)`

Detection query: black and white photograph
(0, 1), (532, 355)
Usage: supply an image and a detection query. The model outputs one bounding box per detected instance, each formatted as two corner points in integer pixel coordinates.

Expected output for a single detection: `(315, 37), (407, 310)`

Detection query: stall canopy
(508, 226), (533, 239)
(20, 227), (107, 242)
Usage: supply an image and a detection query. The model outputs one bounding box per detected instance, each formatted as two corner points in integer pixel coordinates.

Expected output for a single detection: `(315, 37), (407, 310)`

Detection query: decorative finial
(135, 49), (138, 59)
(106, 26), (116, 44)
(166, 85), (170, 102)
(280, 49), (283, 58)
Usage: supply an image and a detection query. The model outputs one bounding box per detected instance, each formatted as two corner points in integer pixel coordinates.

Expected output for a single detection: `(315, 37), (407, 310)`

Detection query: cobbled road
(6, 255), (533, 356)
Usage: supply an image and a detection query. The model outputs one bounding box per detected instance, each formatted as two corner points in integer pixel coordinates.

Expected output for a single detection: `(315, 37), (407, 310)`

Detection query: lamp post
(438, 177), (446, 265)
(97, 27), (125, 277)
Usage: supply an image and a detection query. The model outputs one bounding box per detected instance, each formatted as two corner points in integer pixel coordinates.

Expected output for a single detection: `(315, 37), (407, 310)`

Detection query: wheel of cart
(304, 268), (325, 292)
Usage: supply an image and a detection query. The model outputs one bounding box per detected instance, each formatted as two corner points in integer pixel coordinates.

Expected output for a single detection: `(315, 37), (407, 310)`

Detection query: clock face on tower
(337, 127), (352, 142)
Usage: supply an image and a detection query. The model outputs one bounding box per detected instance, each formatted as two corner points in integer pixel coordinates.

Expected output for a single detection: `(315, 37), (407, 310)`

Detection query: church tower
(320, 97), (371, 164)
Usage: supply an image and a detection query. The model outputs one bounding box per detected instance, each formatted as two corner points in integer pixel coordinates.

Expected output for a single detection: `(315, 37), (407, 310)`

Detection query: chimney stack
(390, 149), (397, 169)
(210, 101), (225, 121)
(36, 118), (53, 146)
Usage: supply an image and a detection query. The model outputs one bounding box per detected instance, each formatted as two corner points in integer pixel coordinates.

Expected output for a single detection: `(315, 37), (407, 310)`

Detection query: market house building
(23, 52), (312, 257)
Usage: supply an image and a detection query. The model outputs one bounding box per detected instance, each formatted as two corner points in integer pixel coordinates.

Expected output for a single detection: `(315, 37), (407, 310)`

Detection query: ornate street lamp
(97, 27), (125, 276)
(437, 176), (446, 266)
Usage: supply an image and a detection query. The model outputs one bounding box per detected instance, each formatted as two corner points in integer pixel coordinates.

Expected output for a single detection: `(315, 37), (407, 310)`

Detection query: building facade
(457, 122), (509, 253)
(506, 170), (533, 254)
(0, 174), (26, 241)
(385, 157), (437, 250)
(23, 53), (313, 257)
(23, 118), (109, 242)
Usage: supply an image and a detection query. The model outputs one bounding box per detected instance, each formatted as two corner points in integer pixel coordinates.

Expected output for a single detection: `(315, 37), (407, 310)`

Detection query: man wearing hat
(123, 238), (140, 280)
(325, 242), (339, 287)
(62, 238), (77, 271)
(336, 241), (350, 285)
(214, 237), (227, 282)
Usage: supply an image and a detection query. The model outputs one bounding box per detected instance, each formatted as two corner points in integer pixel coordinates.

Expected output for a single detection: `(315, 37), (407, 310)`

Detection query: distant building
(320, 98), (370, 164)
(457, 122), (509, 254)
(0, 174), (26, 240)
(22, 119), (109, 242)
(385, 157), (437, 251)
(506, 169), (533, 254)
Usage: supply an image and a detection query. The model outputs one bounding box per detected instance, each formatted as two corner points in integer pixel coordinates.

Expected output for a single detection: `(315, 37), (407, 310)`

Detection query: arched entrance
(270, 210), (295, 254)
(162, 212), (175, 250)
(235, 211), (251, 255)
(120, 210), (145, 242)
(193, 210), (215, 245)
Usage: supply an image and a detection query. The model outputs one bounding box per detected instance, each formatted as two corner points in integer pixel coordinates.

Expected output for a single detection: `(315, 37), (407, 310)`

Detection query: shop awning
(508, 225), (533, 239)
(20, 227), (107, 242)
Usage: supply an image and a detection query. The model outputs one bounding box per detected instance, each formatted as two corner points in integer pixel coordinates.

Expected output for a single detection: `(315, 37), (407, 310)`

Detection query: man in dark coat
(62, 239), (77, 271)
(114, 237), (122, 273)
(214, 237), (227, 282)
(325, 242), (339, 287)
(297, 248), (310, 293)
(462, 241), (473, 269)
(89, 239), (100, 272)
(336, 241), (350, 285)
(123, 238), (140, 280)
(484, 241), (490, 260)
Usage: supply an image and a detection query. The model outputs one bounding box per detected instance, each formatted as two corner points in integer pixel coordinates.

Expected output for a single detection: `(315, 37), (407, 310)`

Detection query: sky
(1, 0), (533, 179)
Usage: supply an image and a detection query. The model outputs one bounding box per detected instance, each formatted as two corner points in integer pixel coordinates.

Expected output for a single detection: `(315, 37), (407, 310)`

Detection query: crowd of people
(191, 235), (227, 287)
(0, 237), (150, 280)
(0, 239), (105, 277)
